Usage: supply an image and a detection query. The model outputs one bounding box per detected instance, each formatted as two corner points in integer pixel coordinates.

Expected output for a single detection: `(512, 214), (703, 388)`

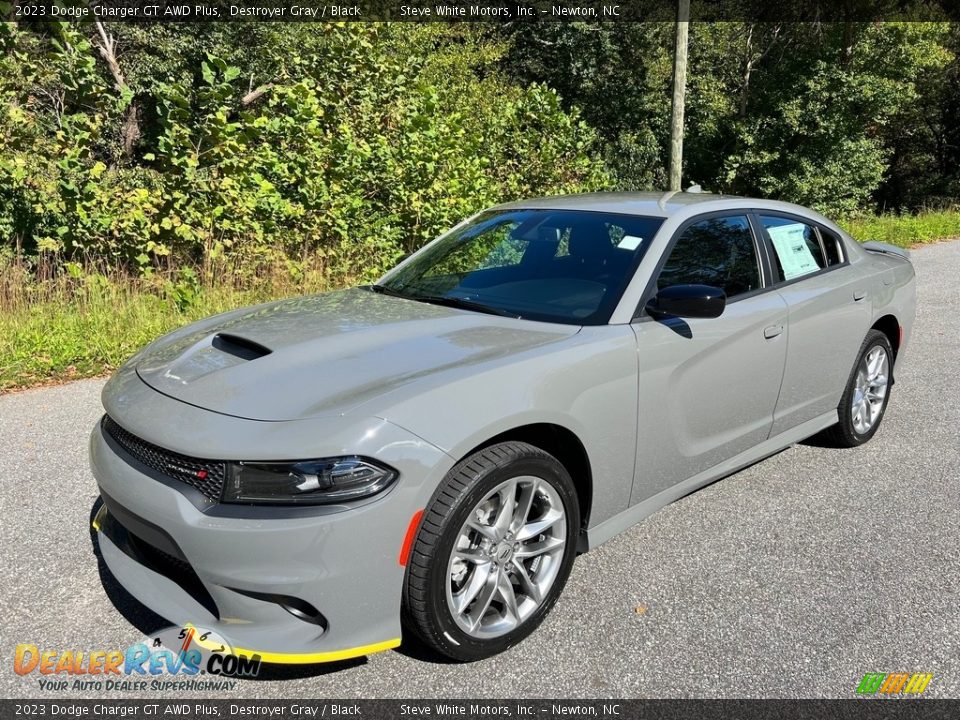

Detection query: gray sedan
(89, 191), (915, 664)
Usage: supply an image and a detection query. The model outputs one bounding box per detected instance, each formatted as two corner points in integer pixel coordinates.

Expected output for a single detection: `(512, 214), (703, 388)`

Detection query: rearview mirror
(646, 284), (726, 319)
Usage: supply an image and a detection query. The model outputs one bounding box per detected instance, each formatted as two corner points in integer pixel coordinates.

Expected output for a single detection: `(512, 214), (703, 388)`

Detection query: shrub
(0, 24), (610, 286)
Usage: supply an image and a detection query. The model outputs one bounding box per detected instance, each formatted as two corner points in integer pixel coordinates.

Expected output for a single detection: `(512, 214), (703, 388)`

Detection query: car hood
(135, 288), (579, 421)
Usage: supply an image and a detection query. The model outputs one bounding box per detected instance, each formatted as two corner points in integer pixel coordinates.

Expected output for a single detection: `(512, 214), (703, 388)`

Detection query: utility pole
(668, 0), (690, 191)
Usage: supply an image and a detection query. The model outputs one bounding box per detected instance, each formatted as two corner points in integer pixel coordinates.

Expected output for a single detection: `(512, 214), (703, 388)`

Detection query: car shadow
(87, 497), (370, 680)
(391, 630), (458, 665)
(250, 657), (367, 681)
(656, 316), (693, 339)
(799, 429), (845, 449)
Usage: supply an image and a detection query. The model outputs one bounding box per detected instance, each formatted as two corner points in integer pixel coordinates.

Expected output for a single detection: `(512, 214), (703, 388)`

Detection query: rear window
(818, 227), (845, 266)
(760, 215), (825, 282)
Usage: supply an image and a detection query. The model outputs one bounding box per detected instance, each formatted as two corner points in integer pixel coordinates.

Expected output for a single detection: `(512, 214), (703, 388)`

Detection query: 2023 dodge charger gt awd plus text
(90, 192), (915, 663)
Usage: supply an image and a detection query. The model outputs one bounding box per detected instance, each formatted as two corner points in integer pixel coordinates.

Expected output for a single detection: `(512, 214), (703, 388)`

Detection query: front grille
(102, 415), (226, 500)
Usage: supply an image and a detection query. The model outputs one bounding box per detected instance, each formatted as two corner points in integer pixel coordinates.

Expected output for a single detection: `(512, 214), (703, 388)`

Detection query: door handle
(854, 290), (867, 301)
(763, 324), (784, 339)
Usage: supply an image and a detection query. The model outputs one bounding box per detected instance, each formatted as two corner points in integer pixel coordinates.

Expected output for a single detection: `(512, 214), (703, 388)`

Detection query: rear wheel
(402, 441), (579, 661)
(826, 329), (893, 447)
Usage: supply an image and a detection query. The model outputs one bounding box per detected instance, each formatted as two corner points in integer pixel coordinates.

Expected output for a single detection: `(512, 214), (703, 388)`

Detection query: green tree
(0, 22), (609, 284)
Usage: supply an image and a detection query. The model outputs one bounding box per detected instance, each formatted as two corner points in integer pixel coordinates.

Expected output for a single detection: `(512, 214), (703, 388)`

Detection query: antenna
(657, 190), (679, 210)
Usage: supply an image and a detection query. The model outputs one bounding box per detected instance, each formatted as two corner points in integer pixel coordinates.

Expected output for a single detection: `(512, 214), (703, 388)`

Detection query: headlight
(222, 457), (398, 505)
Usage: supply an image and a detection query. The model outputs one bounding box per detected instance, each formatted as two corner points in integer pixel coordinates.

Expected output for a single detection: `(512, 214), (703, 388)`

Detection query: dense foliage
(1, 20), (958, 391)
(501, 22), (958, 214)
(0, 23), (608, 287)
(1, 21), (958, 290)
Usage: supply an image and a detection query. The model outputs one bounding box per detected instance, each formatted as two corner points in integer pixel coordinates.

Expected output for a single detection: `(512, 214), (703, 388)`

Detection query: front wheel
(827, 329), (894, 447)
(402, 441), (579, 662)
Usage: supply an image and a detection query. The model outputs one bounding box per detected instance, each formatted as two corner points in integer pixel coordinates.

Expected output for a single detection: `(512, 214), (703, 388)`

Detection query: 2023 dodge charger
(90, 192), (915, 663)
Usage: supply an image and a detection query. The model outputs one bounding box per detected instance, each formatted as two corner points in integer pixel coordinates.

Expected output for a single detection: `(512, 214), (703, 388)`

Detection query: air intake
(211, 333), (272, 361)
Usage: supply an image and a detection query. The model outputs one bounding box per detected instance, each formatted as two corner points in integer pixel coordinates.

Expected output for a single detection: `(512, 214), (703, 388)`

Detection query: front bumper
(89, 405), (453, 663)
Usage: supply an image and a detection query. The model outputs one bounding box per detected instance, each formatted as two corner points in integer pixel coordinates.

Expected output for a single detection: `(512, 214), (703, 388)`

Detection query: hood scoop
(211, 333), (272, 361)
(140, 332), (273, 389)
(135, 288), (580, 421)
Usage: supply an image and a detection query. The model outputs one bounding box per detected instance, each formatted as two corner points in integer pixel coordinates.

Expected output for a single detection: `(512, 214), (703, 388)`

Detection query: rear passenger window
(818, 227), (845, 266)
(657, 215), (761, 298)
(760, 216), (825, 281)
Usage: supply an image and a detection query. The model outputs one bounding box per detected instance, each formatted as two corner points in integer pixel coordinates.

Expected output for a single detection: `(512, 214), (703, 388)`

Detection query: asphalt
(1, 240), (958, 700)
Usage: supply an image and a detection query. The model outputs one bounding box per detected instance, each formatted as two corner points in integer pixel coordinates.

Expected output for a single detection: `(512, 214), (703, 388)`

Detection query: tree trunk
(94, 20), (125, 89)
(739, 24), (755, 119)
(668, 0), (690, 191)
(842, 21), (856, 67)
(242, 83), (274, 107)
(121, 101), (140, 157)
(93, 20), (140, 160)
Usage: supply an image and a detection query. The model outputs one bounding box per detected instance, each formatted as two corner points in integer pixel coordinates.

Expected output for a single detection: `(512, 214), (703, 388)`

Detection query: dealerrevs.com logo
(855, 672), (933, 696)
(14, 626), (260, 692)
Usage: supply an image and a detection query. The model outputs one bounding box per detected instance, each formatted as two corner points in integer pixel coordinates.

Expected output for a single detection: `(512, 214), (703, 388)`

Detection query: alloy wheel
(851, 345), (889, 434)
(445, 476), (567, 639)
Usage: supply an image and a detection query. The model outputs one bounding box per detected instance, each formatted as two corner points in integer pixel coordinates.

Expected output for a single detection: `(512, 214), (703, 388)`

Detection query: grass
(841, 208), (960, 247)
(1, 208), (958, 393)
(1, 288), (261, 391)
(0, 260), (339, 392)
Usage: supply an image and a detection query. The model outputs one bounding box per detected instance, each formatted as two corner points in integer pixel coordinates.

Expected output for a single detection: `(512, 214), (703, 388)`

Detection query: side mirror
(646, 284), (726, 319)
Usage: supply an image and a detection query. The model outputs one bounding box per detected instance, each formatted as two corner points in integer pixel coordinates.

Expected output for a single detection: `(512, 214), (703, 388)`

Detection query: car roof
(492, 191), (840, 229)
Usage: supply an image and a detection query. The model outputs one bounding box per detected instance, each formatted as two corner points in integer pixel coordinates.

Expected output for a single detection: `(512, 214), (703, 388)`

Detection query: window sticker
(617, 235), (644, 251)
(767, 223), (819, 280)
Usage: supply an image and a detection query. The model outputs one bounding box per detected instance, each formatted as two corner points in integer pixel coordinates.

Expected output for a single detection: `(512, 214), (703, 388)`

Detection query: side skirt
(579, 410), (839, 552)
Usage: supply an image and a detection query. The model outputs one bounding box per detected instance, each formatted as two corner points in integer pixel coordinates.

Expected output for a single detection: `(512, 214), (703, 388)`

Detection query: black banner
(3, 0), (960, 23)
(4, 700), (960, 720)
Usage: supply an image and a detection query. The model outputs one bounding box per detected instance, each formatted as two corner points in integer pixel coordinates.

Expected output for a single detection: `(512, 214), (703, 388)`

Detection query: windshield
(377, 209), (664, 325)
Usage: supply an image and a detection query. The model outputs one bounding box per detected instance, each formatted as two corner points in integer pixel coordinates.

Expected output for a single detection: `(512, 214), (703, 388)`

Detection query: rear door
(756, 214), (872, 435)
(629, 213), (789, 505)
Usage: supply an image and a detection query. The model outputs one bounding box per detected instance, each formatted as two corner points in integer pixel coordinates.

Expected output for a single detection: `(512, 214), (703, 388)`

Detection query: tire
(826, 329), (894, 448)
(402, 441), (579, 662)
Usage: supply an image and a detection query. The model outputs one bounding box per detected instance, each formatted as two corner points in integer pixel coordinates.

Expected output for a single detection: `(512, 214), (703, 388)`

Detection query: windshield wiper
(370, 284), (520, 318)
(413, 294), (521, 319)
(369, 284), (409, 298)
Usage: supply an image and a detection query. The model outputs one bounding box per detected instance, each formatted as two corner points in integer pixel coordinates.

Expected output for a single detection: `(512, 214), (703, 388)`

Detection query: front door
(629, 213), (789, 505)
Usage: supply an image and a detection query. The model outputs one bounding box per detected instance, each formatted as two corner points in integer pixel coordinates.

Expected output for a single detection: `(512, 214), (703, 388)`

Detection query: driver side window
(657, 215), (761, 298)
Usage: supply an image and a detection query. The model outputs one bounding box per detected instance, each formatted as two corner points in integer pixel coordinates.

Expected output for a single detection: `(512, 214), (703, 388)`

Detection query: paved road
(2, 241), (958, 699)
